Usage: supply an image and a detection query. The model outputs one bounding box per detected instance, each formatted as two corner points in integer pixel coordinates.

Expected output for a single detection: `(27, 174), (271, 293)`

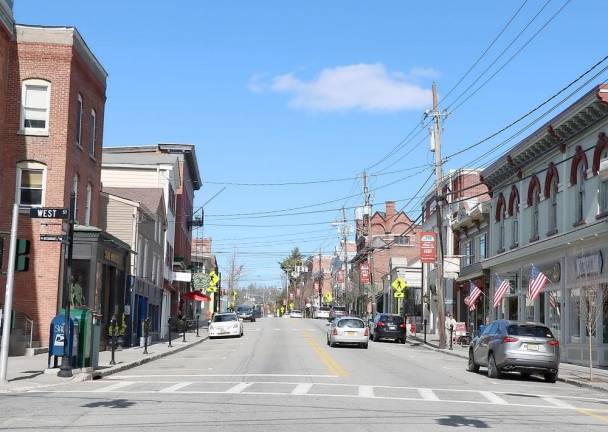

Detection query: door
(476, 322), (497, 365)
(136, 295), (148, 344)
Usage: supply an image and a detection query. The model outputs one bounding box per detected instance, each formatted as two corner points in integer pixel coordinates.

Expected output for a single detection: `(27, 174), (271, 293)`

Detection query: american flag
(493, 275), (510, 309)
(548, 291), (560, 316)
(466, 281), (482, 311)
(528, 265), (549, 301)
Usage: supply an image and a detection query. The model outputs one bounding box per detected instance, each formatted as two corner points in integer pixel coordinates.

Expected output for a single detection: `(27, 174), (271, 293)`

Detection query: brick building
(351, 201), (421, 316)
(0, 10), (110, 349)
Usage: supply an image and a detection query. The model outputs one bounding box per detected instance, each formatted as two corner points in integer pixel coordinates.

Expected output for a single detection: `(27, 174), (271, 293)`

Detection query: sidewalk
(410, 332), (608, 393)
(0, 329), (208, 393)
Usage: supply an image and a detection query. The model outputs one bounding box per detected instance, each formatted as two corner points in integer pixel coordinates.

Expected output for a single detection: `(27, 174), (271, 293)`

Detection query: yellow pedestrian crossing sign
(209, 271), (219, 287)
(207, 285), (217, 293)
(323, 292), (333, 303)
(391, 277), (407, 292)
(394, 291), (405, 299)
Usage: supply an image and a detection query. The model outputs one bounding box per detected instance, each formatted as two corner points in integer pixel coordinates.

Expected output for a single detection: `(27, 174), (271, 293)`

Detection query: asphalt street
(1, 316), (608, 431)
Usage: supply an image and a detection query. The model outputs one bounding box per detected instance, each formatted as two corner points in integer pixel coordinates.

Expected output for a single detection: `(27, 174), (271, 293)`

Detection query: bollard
(196, 315), (200, 337)
(182, 320), (186, 343)
(110, 316), (117, 366)
(449, 324), (454, 350)
(143, 317), (150, 355)
(167, 317), (173, 348)
(423, 319), (427, 344)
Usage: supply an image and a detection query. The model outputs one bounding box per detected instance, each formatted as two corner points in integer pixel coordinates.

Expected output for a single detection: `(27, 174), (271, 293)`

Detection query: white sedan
(290, 310), (303, 318)
(208, 313), (243, 338)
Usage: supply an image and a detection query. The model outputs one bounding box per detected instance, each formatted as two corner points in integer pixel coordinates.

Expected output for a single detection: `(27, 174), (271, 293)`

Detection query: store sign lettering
(576, 252), (603, 278)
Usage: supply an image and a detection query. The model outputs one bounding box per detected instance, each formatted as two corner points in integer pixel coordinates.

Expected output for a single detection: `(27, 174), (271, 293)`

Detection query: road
(1, 317), (608, 431)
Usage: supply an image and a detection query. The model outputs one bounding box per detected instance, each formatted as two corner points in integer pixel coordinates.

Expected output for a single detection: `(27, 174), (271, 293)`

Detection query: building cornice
(0, 0), (14, 37)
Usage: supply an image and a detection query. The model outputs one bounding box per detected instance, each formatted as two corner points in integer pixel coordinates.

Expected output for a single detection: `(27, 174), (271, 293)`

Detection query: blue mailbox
(48, 314), (79, 369)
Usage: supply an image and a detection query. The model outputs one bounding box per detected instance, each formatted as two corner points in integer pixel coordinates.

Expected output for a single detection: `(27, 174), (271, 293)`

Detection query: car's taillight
(364, 328), (369, 336)
(332, 328), (338, 335)
(502, 336), (518, 343)
(548, 339), (559, 347)
(377, 322), (385, 328)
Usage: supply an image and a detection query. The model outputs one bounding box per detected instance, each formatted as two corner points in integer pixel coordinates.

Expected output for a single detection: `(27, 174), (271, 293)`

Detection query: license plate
(526, 344), (539, 351)
(346, 331), (356, 336)
(388, 326), (396, 330)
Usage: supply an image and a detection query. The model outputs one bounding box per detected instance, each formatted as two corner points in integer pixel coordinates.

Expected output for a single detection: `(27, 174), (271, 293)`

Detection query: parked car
(208, 313), (243, 338)
(236, 305), (256, 322)
(314, 306), (330, 319)
(290, 309), (303, 318)
(369, 313), (406, 343)
(468, 320), (559, 383)
(327, 317), (368, 348)
(329, 305), (347, 321)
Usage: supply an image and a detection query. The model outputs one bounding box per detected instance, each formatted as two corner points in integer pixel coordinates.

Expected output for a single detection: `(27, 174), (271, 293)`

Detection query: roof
(102, 151), (180, 167)
(103, 187), (165, 218)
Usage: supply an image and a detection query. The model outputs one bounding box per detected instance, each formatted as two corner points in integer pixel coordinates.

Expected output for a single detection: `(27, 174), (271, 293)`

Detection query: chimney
(386, 201), (396, 219)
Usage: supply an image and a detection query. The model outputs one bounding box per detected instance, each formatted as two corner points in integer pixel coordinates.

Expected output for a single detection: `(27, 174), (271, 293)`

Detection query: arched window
(601, 146), (608, 214)
(548, 176), (558, 234)
(20, 79), (51, 135)
(512, 195), (519, 247)
(592, 133), (608, 214)
(15, 161), (47, 207)
(575, 163), (586, 224)
(495, 194), (506, 251)
(528, 177), (541, 241)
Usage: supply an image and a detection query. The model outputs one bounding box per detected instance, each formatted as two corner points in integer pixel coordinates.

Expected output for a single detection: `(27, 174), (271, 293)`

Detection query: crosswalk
(29, 379), (608, 414)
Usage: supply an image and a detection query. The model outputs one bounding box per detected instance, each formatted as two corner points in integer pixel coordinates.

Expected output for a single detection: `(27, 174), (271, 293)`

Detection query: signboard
(29, 208), (69, 219)
(394, 291), (404, 299)
(174, 271), (192, 282)
(576, 252), (603, 278)
(418, 231), (437, 263)
(323, 292), (333, 303)
(359, 262), (370, 284)
(192, 272), (210, 291)
(336, 271), (344, 284)
(40, 235), (66, 242)
(209, 271), (220, 286)
(391, 277), (406, 291)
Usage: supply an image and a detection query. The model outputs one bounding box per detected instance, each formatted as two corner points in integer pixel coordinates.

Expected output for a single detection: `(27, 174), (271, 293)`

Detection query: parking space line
(358, 385), (375, 398)
(417, 388), (439, 401)
(225, 382), (253, 394)
(93, 381), (134, 392)
(159, 382), (193, 393)
(291, 383), (313, 395)
(542, 396), (575, 409)
(480, 391), (508, 405)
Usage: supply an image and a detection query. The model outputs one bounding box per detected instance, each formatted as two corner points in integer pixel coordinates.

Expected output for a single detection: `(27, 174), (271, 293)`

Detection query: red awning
(182, 291), (210, 302)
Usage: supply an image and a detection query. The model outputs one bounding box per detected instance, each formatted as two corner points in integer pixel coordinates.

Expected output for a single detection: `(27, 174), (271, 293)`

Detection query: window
(576, 163), (585, 223)
(498, 212), (505, 251)
(21, 79), (50, 133)
(570, 288), (581, 342)
(531, 186), (540, 240)
(462, 241), (471, 266)
(168, 184), (176, 213)
(76, 94), (83, 147)
(548, 177), (558, 233)
(600, 148), (608, 213)
(394, 235), (410, 245)
(151, 252), (157, 283)
(478, 233), (486, 259)
(137, 234), (144, 277)
(84, 183), (92, 225)
(89, 109), (96, 157)
(142, 239), (149, 278)
(72, 174), (79, 223)
(16, 162), (46, 207)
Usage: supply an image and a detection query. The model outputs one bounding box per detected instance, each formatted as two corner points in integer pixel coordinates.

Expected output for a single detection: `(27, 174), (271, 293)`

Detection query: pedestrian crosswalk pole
(0, 204), (19, 383)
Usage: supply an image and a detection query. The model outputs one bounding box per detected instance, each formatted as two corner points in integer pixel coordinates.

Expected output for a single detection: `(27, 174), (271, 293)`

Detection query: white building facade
(482, 84), (608, 367)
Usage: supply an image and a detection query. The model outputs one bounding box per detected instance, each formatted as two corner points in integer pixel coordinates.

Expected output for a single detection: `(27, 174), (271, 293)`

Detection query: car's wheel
(544, 372), (558, 383)
(467, 349), (479, 373)
(362, 343), (368, 349)
(327, 337), (330, 346)
(329, 340), (336, 348)
(487, 353), (501, 378)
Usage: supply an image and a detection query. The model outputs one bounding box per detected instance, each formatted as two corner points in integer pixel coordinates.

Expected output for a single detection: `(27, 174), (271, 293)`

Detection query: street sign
(394, 291), (405, 299)
(40, 235), (66, 242)
(359, 262), (370, 284)
(207, 285), (218, 293)
(418, 231), (437, 263)
(209, 271), (219, 286)
(391, 277), (407, 292)
(323, 292), (333, 303)
(29, 208), (69, 219)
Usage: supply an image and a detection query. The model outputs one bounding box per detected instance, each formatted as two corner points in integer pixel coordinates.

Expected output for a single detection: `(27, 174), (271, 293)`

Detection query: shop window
(569, 288), (581, 342)
(20, 79), (50, 134)
(16, 162), (46, 207)
(547, 290), (561, 341)
(71, 260), (90, 308)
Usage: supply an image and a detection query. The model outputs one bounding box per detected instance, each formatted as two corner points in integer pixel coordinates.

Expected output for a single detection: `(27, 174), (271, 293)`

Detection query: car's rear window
(337, 319), (364, 328)
(379, 315), (403, 324)
(319, 307), (330, 311)
(291, 310), (301, 313)
(508, 325), (553, 338)
(333, 306), (346, 311)
(213, 314), (237, 322)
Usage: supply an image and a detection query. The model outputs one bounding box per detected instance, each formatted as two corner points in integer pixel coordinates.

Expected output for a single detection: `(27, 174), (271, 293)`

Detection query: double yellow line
(304, 334), (349, 377)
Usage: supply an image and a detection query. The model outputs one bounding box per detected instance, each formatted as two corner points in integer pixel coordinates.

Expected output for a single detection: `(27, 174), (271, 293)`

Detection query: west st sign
(29, 208), (69, 219)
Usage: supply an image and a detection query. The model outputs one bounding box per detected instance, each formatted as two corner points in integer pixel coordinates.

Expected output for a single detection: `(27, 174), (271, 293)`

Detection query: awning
(182, 291), (210, 302)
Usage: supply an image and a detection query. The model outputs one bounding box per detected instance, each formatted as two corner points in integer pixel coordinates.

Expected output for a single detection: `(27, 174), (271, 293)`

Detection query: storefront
(129, 276), (164, 346)
(71, 226), (130, 351)
(455, 269), (490, 335)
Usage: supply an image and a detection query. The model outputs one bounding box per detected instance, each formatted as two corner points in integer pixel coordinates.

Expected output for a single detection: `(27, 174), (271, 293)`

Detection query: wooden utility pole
(318, 248), (323, 305)
(341, 207), (348, 306)
(363, 170), (374, 318)
(431, 82), (447, 349)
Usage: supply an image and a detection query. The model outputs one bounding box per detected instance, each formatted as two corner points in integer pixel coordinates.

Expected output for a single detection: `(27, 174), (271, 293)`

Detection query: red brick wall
(0, 38), (106, 344)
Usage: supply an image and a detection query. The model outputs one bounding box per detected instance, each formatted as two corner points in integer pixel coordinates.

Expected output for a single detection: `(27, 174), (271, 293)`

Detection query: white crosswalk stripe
(542, 396), (576, 409)
(159, 382), (193, 393)
(480, 391), (508, 405)
(225, 382), (253, 394)
(291, 383), (313, 395)
(358, 385), (375, 398)
(93, 381), (133, 392)
(417, 388), (439, 401)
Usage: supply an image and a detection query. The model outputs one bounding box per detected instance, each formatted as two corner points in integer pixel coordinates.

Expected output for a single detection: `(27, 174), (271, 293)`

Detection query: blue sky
(15, 0), (608, 287)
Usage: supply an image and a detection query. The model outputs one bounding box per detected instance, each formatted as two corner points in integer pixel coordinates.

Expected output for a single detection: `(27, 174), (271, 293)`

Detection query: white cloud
(409, 67), (441, 79)
(266, 63), (432, 112)
(247, 74), (265, 93)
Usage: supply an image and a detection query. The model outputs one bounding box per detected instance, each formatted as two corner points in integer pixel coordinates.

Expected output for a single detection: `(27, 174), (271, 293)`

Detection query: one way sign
(29, 208), (70, 219)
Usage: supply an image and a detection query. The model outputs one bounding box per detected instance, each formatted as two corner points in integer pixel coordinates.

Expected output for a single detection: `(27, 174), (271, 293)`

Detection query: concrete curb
(409, 335), (608, 393)
(84, 335), (209, 380)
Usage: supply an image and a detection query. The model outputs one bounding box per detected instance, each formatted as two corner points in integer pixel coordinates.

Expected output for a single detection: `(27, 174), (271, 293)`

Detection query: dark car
(369, 313), (406, 343)
(236, 305), (256, 322)
(329, 305), (347, 321)
(468, 320), (559, 383)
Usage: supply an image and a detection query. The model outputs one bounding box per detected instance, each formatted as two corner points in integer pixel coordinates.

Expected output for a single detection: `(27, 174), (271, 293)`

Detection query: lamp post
(58, 193), (76, 378)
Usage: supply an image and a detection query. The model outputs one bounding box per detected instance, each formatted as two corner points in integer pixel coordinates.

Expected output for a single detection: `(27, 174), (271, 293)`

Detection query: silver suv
(468, 320), (560, 383)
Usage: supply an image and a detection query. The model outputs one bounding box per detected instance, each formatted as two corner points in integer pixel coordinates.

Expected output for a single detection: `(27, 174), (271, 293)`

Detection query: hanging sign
(418, 231), (437, 263)
(359, 262), (370, 284)
(336, 271), (344, 284)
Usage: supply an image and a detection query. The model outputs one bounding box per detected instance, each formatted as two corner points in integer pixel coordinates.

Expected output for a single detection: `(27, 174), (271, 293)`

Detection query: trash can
(48, 314), (78, 369)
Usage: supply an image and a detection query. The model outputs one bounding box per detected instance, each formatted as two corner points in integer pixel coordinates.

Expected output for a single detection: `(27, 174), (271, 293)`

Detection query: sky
(14, 0), (608, 288)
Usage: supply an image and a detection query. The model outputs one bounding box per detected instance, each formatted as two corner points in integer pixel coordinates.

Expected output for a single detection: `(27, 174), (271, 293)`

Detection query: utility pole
(0, 204), (19, 383)
(341, 207), (348, 307)
(363, 170), (374, 318)
(318, 248), (323, 306)
(430, 81), (447, 349)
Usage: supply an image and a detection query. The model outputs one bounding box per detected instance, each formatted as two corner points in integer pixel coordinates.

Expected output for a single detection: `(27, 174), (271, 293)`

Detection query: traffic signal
(15, 239), (30, 272)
